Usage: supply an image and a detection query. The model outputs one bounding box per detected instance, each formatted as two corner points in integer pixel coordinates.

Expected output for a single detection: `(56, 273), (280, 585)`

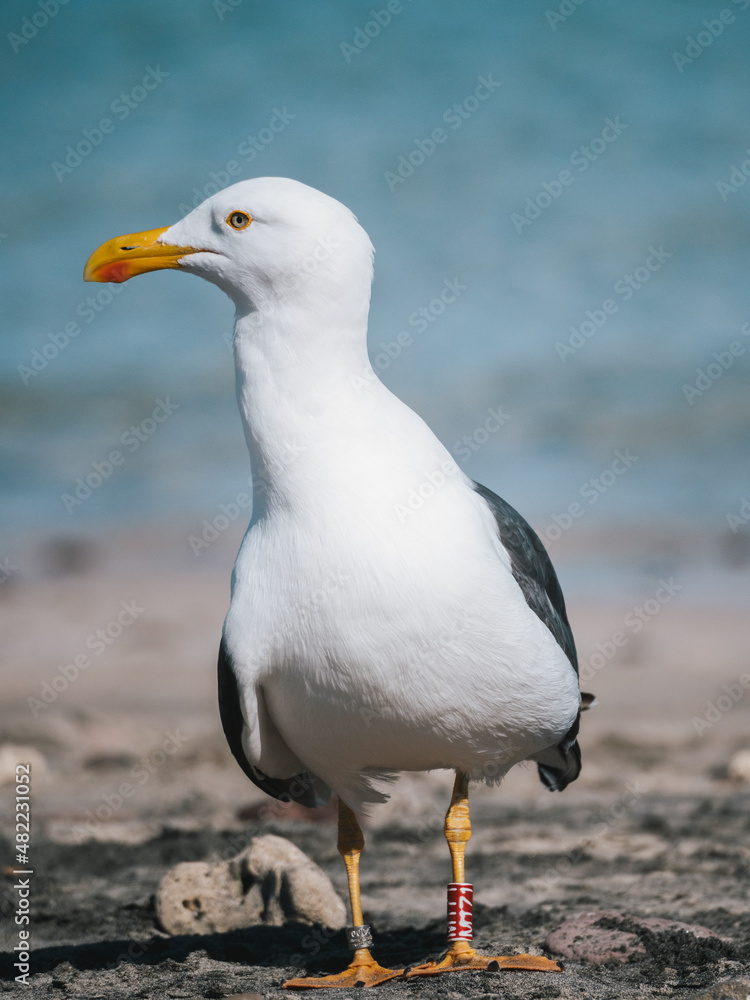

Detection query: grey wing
(217, 639), (332, 808)
(473, 481), (590, 792)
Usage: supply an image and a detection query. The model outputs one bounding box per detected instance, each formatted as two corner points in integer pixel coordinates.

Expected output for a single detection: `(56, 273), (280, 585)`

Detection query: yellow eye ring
(227, 211), (252, 230)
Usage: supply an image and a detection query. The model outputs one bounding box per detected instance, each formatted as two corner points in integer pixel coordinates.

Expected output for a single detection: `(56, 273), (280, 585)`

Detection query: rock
(155, 833), (347, 935)
(546, 910), (719, 964)
(685, 978), (750, 999)
(546, 910), (643, 964)
(727, 748), (750, 783)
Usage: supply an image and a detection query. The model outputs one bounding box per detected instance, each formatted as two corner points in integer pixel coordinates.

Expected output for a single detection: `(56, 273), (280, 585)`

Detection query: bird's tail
(531, 691), (595, 792)
(534, 739), (582, 792)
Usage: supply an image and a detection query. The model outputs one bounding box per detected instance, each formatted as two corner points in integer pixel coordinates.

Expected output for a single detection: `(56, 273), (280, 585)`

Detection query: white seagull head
(84, 177), (375, 315)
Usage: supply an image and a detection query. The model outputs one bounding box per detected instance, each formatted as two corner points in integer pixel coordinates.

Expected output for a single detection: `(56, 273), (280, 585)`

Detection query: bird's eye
(227, 211), (252, 230)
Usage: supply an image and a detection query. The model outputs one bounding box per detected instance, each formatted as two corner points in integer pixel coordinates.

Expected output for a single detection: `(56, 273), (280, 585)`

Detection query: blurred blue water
(2, 0), (749, 539)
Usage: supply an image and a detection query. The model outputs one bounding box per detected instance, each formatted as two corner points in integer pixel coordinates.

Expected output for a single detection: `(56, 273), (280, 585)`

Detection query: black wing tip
(537, 740), (582, 792)
(217, 640), (332, 809)
(246, 764), (333, 809)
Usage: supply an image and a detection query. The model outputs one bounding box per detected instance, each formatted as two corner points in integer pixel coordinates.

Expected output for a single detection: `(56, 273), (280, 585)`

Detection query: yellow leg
(283, 799), (403, 989)
(446, 770), (471, 883)
(406, 771), (562, 978)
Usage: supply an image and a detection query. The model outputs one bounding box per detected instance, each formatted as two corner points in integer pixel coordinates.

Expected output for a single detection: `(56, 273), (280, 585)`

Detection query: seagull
(84, 177), (591, 989)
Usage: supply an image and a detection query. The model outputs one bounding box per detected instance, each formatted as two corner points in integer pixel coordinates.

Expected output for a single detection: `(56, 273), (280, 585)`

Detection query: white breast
(223, 397), (579, 807)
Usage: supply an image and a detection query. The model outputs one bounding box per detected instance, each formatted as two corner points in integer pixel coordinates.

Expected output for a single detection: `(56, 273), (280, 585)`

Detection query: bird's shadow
(0, 923), (447, 980)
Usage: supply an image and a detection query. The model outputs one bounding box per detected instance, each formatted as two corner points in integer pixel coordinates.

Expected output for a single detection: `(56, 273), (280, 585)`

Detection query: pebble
(0, 743), (47, 785)
(727, 748), (750, 783)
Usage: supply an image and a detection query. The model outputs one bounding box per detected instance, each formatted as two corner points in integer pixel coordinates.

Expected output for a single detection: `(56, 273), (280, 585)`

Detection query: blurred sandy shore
(1, 517), (748, 828)
(0, 518), (748, 997)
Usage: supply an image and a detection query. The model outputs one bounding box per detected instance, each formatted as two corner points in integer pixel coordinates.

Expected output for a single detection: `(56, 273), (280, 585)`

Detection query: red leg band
(447, 882), (473, 941)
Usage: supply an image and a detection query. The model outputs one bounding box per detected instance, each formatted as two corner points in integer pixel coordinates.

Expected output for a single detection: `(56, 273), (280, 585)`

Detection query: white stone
(728, 748), (750, 783)
(156, 833), (346, 935)
(0, 744), (47, 785)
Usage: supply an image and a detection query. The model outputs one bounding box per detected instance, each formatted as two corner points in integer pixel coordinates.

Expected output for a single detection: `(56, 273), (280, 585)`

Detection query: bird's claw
(405, 942), (562, 977)
(283, 955), (404, 989)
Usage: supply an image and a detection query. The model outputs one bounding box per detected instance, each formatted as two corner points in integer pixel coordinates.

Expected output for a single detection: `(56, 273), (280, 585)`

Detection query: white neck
(232, 291), (375, 520)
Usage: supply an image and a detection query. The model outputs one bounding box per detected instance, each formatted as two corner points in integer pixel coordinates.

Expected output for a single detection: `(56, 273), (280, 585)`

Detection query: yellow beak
(83, 226), (201, 283)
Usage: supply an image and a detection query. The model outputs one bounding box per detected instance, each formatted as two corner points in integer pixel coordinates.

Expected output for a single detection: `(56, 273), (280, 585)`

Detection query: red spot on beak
(100, 261), (132, 283)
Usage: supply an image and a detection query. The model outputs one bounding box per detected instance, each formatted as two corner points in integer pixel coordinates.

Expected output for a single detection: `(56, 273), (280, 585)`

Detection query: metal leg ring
(346, 924), (373, 950)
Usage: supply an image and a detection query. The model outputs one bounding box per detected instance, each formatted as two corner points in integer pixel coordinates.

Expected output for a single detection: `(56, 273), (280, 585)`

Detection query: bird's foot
(283, 948), (403, 989)
(405, 940), (562, 977)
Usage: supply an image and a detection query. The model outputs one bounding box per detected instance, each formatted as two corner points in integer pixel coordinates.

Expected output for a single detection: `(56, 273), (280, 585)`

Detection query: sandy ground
(1, 519), (749, 998)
